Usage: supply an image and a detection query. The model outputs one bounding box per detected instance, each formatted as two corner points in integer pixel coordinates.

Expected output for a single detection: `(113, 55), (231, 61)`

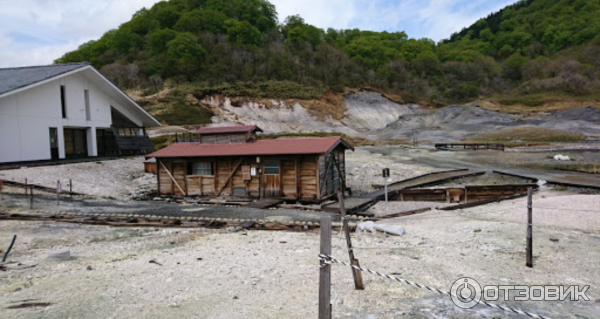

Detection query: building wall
(0, 72), (131, 163)
(157, 155), (324, 201)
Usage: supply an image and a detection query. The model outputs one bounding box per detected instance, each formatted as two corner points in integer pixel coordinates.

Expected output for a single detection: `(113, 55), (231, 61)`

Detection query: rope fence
(319, 254), (553, 319)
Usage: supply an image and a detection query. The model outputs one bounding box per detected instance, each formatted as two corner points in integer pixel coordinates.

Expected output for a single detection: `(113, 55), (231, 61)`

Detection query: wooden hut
(146, 125), (354, 202)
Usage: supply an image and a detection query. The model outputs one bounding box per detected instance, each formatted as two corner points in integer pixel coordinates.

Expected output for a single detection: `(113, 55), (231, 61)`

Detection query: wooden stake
(319, 216), (332, 319)
(338, 193), (364, 290)
(526, 187), (533, 268)
(25, 178), (28, 196)
(29, 185), (33, 211)
(57, 180), (60, 206)
(2, 235), (17, 263)
(70, 179), (73, 203)
(0, 180), (3, 201)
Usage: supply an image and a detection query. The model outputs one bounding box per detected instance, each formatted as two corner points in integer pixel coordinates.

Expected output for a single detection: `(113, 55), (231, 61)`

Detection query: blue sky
(0, 0), (519, 68)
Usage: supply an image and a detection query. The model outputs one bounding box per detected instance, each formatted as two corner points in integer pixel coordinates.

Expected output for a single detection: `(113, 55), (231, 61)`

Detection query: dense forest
(56, 0), (600, 105)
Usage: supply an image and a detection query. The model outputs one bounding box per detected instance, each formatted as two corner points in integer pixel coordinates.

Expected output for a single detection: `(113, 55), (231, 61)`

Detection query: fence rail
(435, 143), (505, 151)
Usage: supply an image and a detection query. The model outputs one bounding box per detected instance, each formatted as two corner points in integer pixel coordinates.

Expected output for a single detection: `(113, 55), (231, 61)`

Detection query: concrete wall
(0, 72), (129, 163)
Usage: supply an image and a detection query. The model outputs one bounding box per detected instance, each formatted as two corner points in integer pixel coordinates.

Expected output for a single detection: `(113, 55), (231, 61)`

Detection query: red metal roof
(147, 136), (354, 158)
(194, 125), (263, 135)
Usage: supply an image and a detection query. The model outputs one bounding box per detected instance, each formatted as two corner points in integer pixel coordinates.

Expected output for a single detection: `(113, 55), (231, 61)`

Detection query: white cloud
(0, 0), (161, 67)
(269, 0), (358, 30)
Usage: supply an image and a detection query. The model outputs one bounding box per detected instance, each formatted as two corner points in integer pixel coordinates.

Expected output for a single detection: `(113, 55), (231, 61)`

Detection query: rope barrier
(319, 254), (553, 319)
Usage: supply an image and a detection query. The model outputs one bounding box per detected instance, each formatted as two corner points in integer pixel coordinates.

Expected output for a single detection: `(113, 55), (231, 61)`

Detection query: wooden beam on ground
(216, 158), (244, 196)
(159, 160), (186, 195)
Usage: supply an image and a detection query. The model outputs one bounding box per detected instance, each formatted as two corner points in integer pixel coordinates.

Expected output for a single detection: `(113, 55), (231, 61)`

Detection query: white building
(0, 63), (160, 164)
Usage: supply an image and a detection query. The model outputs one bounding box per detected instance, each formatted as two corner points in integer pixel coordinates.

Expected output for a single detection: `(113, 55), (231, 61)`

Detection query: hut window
(264, 160), (280, 175)
(189, 162), (212, 176)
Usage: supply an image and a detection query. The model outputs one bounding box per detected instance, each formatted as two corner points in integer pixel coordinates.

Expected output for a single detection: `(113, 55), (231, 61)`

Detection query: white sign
(250, 167), (257, 176)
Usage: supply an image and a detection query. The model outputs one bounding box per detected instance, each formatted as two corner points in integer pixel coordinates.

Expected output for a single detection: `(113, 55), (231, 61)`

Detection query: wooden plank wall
(158, 155), (323, 200)
(299, 156), (319, 200)
(186, 175), (215, 196)
(281, 158), (297, 199)
(202, 133), (246, 144)
(216, 157), (260, 197)
(158, 160), (186, 196)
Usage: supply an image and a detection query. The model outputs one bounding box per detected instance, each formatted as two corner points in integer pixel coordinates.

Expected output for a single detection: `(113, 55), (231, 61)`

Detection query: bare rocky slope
(150, 89), (600, 143)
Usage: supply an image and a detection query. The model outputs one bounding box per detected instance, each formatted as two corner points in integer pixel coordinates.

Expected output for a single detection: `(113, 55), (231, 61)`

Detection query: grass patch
(150, 135), (177, 151)
(152, 102), (214, 126)
(487, 92), (600, 114)
(463, 127), (586, 146)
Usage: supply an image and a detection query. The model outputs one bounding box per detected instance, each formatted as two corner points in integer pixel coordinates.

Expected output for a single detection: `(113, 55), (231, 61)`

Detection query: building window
(264, 160), (280, 175)
(60, 85), (67, 118)
(84, 89), (91, 121)
(189, 162), (212, 176)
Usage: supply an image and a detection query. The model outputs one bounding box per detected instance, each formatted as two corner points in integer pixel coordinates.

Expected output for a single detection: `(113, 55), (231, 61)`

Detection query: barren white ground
(1, 189), (599, 319)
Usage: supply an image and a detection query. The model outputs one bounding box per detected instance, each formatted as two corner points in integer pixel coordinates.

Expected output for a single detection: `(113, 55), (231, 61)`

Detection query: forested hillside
(56, 0), (600, 107)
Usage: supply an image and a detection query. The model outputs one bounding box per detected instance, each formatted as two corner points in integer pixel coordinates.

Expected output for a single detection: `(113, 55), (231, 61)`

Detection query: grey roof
(0, 62), (90, 96)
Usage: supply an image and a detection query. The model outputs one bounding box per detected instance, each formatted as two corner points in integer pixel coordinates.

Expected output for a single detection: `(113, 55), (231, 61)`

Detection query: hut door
(264, 160), (280, 197)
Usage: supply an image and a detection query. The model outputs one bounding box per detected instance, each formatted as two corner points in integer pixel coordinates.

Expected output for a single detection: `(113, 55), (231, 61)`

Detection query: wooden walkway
(321, 197), (375, 214)
(362, 169), (485, 200)
(245, 198), (285, 209)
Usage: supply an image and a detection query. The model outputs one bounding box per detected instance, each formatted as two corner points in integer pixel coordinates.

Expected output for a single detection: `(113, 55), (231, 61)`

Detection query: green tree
(225, 19), (263, 46)
(110, 28), (142, 53)
(156, 6), (182, 29)
(503, 52), (528, 80)
(167, 32), (205, 80)
(148, 29), (179, 55)
(174, 9), (227, 34)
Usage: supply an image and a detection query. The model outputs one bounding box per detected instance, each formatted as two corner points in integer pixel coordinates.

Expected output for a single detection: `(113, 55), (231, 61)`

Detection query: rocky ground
(0, 188), (598, 319)
(0, 157), (157, 201)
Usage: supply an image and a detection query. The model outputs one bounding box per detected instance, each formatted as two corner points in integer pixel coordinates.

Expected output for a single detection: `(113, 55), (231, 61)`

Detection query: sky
(0, 0), (520, 68)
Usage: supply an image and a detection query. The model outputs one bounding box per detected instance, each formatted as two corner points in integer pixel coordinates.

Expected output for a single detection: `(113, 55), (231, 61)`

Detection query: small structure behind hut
(146, 125), (353, 202)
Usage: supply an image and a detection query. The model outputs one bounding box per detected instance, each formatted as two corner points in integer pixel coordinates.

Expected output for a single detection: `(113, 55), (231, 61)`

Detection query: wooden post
(526, 187), (533, 268)
(319, 216), (332, 319)
(25, 178), (28, 196)
(29, 185), (33, 210)
(70, 179), (73, 203)
(0, 179), (3, 201)
(57, 180), (60, 206)
(338, 193), (364, 290)
(2, 235), (17, 263)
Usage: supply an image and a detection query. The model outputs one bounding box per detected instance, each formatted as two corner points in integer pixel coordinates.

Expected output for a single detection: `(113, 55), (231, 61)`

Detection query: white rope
(319, 254), (553, 319)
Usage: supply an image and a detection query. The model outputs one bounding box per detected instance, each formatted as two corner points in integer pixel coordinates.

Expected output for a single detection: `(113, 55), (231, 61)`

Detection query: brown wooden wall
(202, 133), (247, 144)
(157, 152), (342, 201)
